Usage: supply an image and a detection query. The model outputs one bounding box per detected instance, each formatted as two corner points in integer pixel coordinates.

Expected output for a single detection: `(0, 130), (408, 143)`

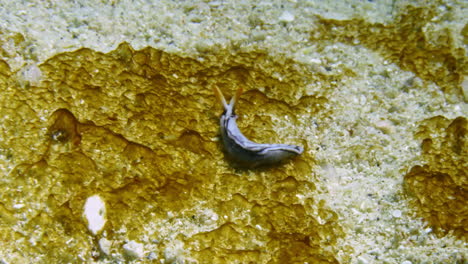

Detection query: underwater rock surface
(0, 44), (340, 263)
(0, 1), (467, 263)
(405, 116), (467, 241)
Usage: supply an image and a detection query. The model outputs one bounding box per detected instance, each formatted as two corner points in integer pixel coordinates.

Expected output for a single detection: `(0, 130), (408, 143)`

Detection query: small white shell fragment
(375, 120), (395, 134)
(279, 11), (294, 22)
(357, 255), (369, 264)
(83, 195), (106, 235)
(20, 64), (43, 86)
(164, 239), (186, 263)
(123, 240), (144, 259)
(391, 209), (402, 218)
(99, 238), (112, 255)
(13, 203), (25, 209)
(462, 76), (468, 102)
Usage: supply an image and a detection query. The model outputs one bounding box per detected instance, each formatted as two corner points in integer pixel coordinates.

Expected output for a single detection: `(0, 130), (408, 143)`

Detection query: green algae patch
(0, 44), (342, 263)
(404, 116), (467, 241)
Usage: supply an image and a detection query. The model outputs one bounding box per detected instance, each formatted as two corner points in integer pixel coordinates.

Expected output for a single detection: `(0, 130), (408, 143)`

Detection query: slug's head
(213, 86), (243, 117)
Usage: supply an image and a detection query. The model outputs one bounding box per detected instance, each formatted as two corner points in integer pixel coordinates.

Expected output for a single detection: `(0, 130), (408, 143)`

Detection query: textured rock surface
(0, 45), (340, 263)
(0, 0), (467, 263)
(314, 6), (467, 102)
(405, 116), (467, 241)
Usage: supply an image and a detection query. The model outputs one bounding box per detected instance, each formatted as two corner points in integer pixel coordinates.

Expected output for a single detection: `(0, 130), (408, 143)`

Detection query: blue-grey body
(213, 86), (303, 167)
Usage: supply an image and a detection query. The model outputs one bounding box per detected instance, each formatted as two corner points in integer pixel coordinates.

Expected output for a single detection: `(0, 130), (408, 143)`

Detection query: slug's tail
(213, 86), (243, 115)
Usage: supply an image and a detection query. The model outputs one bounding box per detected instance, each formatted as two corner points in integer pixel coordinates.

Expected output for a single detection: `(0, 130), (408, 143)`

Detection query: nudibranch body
(213, 86), (303, 168)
